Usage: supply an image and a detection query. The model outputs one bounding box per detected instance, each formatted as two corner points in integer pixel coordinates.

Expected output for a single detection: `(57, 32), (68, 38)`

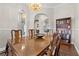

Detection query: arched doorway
(34, 13), (49, 35)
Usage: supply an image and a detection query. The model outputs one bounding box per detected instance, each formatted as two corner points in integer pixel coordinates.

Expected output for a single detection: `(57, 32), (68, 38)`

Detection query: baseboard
(71, 41), (79, 55)
(0, 47), (5, 52)
(74, 44), (79, 55)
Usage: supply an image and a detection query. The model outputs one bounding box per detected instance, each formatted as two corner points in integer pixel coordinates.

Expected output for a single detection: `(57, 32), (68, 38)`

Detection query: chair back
(28, 29), (35, 39)
(50, 33), (58, 47)
(54, 36), (61, 56)
(50, 33), (61, 56)
(11, 30), (22, 43)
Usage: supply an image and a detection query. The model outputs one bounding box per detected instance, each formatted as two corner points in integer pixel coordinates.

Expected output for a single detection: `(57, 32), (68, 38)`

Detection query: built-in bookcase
(56, 17), (71, 43)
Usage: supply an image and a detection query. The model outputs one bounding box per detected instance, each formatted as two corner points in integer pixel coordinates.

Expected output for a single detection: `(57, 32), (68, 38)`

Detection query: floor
(59, 40), (79, 56)
(0, 40), (78, 56)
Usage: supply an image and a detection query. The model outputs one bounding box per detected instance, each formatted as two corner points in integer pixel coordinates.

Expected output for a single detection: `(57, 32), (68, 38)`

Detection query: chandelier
(29, 3), (42, 12)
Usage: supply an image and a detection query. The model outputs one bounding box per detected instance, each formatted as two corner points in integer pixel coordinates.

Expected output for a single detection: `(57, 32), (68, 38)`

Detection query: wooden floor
(0, 40), (79, 56)
(59, 40), (79, 56)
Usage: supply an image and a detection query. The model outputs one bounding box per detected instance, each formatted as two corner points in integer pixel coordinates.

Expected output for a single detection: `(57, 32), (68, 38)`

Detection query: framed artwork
(56, 17), (71, 43)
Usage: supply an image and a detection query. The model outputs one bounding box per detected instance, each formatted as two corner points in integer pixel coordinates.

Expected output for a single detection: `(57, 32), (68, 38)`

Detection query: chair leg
(5, 43), (9, 56)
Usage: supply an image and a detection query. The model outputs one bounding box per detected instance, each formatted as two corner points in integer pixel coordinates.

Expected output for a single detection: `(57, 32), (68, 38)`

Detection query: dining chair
(9, 29), (22, 55)
(28, 29), (35, 39)
(47, 33), (61, 56)
(11, 29), (22, 44)
(0, 30), (22, 56)
(38, 33), (61, 56)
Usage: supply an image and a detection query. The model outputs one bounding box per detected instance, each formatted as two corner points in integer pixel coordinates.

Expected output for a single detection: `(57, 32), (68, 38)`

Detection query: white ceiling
(41, 3), (62, 8)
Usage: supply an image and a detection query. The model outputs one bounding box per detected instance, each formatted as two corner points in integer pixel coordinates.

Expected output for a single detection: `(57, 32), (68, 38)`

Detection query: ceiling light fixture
(29, 3), (42, 12)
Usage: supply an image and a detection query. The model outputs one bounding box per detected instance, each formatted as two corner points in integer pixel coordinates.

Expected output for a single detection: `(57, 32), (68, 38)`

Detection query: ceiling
(41, 3), (63, 8)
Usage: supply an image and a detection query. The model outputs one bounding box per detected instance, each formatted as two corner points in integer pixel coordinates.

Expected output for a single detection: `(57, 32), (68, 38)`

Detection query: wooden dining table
(7, 36), (51, 56)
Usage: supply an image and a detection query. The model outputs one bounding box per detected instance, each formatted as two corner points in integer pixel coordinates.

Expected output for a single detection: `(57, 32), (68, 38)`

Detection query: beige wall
(53, 3), (75, 43)
(0, 3), (28, 51)
(74, 4), (79, 54)
(53, 3), (79, 54)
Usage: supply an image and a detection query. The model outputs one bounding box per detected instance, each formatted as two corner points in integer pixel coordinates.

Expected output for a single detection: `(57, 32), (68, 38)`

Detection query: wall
(53, 3), (75, 43)
(53, 3), (79, 54)
(73, 4), (79, 54)
(0, 3), (29, 51)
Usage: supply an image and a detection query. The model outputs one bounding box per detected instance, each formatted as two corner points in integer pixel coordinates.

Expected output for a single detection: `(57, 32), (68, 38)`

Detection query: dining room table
(7, 35), (52, 56)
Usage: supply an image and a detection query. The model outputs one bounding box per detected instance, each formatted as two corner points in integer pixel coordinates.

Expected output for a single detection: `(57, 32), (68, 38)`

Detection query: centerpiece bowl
(36, 33), (44, 38)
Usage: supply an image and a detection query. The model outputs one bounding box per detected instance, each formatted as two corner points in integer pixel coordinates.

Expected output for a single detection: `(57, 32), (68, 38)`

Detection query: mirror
(34, 13), (49, 35)
(19, 9), (26, 35)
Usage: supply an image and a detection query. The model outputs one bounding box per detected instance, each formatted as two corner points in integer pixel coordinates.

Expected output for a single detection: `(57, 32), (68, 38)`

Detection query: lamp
(29, 3), (42, 12)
